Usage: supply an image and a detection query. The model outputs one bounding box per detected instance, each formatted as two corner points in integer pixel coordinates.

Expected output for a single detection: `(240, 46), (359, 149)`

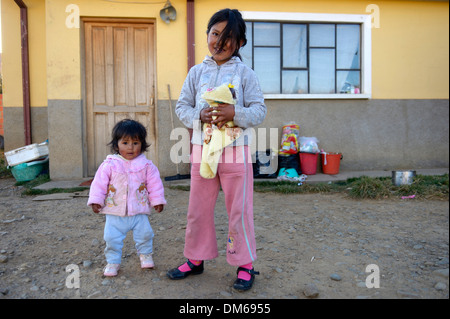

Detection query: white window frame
(242, 11), (372, 100)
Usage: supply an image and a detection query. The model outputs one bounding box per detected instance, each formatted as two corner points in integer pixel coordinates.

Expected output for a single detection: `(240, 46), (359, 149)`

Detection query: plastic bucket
(10, 156), (49, 182)
(321, 152), (343, 175)
(299, 152), (318, 175)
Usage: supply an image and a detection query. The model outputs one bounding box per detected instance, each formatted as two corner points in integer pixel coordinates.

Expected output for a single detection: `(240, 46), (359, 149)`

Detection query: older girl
(167, 9), (266, 291)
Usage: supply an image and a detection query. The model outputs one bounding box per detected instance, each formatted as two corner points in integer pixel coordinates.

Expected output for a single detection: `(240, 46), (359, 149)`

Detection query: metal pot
(392, 170), (416, 186)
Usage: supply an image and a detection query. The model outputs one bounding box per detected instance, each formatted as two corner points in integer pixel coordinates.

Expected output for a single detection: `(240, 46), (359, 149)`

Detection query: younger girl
(167, 9), (266, 291)
(88, 119), (166, 277)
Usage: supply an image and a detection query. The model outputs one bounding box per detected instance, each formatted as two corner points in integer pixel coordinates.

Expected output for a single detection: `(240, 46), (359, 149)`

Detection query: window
(241, 12), (372, 99)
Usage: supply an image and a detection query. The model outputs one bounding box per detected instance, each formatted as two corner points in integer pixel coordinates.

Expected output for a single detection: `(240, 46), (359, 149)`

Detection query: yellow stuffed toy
(200, 84), (242, 179)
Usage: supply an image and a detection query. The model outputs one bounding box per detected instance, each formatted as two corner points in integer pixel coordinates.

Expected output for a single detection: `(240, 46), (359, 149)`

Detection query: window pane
(337, 71), (361, 93)
(310, 49), (335, 93)
(310, 24), (335, 47)
(254, 22), (280, 46)
(337, 25), (360, 69)
(282, 70), (308, 94)
(283, 24), (307, 68)
(241, 22), (253, 68)
(254, 47), (280, 94)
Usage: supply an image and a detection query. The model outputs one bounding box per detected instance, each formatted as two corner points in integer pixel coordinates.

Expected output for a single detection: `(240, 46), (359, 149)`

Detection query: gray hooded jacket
(175, 56), (267, 145)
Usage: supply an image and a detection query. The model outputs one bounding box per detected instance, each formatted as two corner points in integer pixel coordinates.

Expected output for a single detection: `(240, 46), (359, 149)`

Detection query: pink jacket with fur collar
(87, 154), (166, 216)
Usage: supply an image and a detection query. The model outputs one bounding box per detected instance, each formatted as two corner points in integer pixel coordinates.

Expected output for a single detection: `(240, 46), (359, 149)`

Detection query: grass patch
(391, 174), (449, 199)
(0, 150), (13, 179)
(168, 174), (449, 200)
(168, 185), (191, 192)
(2, 149), (448, 199)
(21, 186), (88, 196)
(347, 176), (392, 199)
(13, 173), (87, 196)
(256, 174), (449, 199)
(252, 180), (335, 194)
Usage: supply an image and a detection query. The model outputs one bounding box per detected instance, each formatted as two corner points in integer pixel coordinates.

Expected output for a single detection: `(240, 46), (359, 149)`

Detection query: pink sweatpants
(183, 144), (257, 266)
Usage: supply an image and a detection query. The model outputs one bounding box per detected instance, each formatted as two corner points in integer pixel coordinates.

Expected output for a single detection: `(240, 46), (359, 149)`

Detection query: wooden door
(84, 19), (156, 176)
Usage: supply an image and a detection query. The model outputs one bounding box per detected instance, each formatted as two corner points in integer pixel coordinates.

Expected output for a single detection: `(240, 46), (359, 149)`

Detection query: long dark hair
(108, 119), (150, 154)
(207, 8), (247, 60)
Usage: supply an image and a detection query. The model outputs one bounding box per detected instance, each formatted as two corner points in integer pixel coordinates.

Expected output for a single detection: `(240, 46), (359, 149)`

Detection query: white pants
(103, 214), (154, 264)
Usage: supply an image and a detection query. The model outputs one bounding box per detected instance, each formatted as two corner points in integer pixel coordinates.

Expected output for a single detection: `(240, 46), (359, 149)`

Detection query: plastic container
(279, 124), (300, 155)
(5, 141), (49, 166)
(299, 152), (318, 175)
(278, 153), (301, 174)
(321, 152), (343, 175)
(253, 149), (278, 178)
(392, 170), (416, 186)
(10, 156), (49, 182)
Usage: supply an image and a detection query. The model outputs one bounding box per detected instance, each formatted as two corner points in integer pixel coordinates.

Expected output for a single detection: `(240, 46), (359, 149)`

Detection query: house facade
(1, 0), (449, 179)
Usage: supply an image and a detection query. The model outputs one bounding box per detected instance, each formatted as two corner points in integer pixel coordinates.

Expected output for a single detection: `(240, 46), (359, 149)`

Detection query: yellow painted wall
(370, 1), (449, 99)
(1, 0), (22, 107)
(1, 0), (47, 107)
(1, 0), (449, 105)
(45, 0), (187, 100)
(194, 0), (449, 99)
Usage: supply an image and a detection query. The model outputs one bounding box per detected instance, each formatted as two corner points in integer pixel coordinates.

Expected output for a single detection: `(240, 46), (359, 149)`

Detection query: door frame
(81, 17), (158, 177)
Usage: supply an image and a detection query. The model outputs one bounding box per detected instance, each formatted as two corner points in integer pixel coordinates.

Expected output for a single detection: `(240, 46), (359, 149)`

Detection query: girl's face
(118, 135), (142, 160)
(207, 21), (240, 66)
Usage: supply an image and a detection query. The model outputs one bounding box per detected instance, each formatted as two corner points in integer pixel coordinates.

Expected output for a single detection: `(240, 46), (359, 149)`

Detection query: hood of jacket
(105, 153), (152, 173)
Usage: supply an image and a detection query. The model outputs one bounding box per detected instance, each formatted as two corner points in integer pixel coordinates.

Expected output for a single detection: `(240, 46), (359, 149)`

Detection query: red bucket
(321, 152), (343, 175)
(299, 152), (318, 175)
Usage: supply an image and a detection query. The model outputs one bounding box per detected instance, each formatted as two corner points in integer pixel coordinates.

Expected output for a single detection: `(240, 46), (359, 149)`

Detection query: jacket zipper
(213, 65), (221, 87)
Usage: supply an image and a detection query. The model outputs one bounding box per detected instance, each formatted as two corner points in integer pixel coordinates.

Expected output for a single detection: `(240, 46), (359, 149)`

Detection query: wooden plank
(32, 193), (75, 201)
(134, 27), (148, 106)
(92, 26), (107, 106)
(113, 27), (128, 106)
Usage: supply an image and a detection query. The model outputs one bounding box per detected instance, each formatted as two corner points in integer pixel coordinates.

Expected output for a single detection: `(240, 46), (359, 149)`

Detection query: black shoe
(167, 260), (204, 280)
(233, 267), (260, 291)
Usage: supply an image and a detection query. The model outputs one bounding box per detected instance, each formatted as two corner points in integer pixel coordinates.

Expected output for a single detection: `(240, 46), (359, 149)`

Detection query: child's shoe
(233, 267), (260, 291)
(167, 260), (204, 280)
(103, 263), (120, 277)
(140, 253), (155, 269)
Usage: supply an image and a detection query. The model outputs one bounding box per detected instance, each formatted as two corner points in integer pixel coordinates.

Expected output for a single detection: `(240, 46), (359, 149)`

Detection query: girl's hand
(201, 104), (235, 129)
(212, 103), (235, 129)
(200, 107), (214, 124)
(91, 204), (101, 214)
(154, 204), (164, 213)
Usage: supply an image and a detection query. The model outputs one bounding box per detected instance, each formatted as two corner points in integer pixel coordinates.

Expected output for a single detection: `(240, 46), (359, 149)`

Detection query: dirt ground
(0, 176), (448, 300)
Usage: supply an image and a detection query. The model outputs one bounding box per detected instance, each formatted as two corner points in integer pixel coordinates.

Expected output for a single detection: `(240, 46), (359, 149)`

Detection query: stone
(102, 279), (111, 286)
(303, 283), (319, 298)
(432, 268), (449, 279)
(330, 273), (342, 281)
(397, 290), (421, 299)
(434, 282), (447, 291)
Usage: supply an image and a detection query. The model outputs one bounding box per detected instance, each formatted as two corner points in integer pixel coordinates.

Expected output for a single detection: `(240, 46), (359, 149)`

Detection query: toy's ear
(229, 86), (236, 100)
